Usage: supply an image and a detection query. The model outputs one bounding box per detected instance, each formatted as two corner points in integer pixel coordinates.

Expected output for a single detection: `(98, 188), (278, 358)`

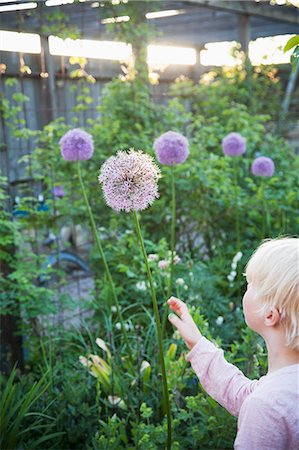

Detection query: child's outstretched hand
(167, 296), (202, 350)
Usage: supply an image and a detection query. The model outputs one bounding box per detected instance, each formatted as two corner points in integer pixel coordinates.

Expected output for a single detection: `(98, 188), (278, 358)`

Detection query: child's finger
(168, 313), (185, 335)
(168, 297), (192, 322)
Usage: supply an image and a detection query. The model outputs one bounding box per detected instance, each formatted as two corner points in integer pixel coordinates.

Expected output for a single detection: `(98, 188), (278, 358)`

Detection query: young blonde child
(168, 237), (299, 450)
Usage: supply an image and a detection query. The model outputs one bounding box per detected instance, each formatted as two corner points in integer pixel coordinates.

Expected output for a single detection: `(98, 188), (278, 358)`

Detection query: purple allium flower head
(60, 128), (94, 161)
(251, 156), (275, 177)
(52, 185), (65, 198)
(222, 132), (246, 157)
(154, 131), (189, 166)
(99, 149), (161, 213)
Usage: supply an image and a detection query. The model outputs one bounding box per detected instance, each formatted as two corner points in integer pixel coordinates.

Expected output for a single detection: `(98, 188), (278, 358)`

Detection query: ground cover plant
(1, 55), (298, 449)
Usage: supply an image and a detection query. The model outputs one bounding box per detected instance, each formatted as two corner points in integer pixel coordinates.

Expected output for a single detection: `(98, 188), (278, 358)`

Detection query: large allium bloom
(154, 131), (189, 166)
(222, 132), (246, 157)
(99, 149), (161, 212)
(251, 156), (275, 177)
(60, 128), (94, 161)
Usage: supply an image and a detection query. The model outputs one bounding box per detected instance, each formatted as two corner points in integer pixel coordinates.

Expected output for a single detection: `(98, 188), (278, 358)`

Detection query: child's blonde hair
(245, 237), (299, 351)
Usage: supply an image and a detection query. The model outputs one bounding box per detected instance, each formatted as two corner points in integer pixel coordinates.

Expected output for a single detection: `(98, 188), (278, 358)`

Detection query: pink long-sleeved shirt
(186, 336), (299, 450)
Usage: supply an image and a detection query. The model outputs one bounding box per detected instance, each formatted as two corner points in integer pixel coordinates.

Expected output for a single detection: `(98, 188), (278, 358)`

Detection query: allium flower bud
(222, 132), (246, 157)
(154, 131), (189, 166)
(60, 128), (94, 161)
(251, 156), (275, 177)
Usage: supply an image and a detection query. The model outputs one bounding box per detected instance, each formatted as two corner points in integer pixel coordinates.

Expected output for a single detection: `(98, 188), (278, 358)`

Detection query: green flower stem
(162, 167), (176, 339)
(233, 159), (241, 252)
(133, 211), (172, 450)
(233, 159), (241, 297)
(259, 180), (265, 238)
(77, 162), (134, 366)
(259, 179), (269, 238)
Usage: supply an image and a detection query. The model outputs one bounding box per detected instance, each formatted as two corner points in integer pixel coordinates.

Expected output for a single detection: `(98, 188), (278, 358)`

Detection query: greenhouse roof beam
(184, 0), (299, 25)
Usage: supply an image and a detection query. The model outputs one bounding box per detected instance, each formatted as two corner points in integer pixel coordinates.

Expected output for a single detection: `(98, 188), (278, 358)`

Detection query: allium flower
(60, 128), (94, 161)
(222, 132), (246, 157)
(154, 131), (189, 166)
(99, 149), (161, 212)
(52, 185), (65, 198)
(175, 278), (185, 286)
(251, 156), (275, 177)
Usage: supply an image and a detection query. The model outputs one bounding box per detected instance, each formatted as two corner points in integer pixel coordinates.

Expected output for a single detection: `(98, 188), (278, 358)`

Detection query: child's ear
(264, 307), (280, 327)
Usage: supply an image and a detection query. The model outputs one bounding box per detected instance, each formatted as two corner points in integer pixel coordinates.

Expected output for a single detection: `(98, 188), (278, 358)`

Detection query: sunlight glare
(0, 30), (41, 53)
(200, 35), (295, 66)
(48, 36), (132, 61)
(148, 45), (196, 66)
(0, 2), (37, 12)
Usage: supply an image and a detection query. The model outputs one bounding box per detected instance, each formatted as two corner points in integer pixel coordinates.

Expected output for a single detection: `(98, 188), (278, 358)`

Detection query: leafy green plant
(284, 35), (299, 70)
(0, 366), (62, 449)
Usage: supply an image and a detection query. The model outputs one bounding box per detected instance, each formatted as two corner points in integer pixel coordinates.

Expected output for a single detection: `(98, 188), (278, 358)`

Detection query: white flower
(173, 255), (181, 265)
(215, 316), (224, 326)
(256, 344), (264, 353)
(111, 306), (117, 313)
(108, 395), (121, 406)
(184, 285), (188, 290)
(231, 261), (237, 270)
(136, 281), (147, 291)
(176, 278), (185, 286)
(79, 355), (89, 367)
(233, 251), (243, 264)
(173, 330), (181, 340)
(115, 322), (121, 330)
(158, 260), (169, 270)
(148, 253), (159, 262)
(96, 338), (110, 355)
(227, 270), (237, 282)
(140, 360), (150, 372)
(124, 323), (130, 331)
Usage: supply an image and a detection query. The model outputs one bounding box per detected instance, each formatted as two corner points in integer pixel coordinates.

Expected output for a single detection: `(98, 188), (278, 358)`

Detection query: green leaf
(284, 35), (299, 52)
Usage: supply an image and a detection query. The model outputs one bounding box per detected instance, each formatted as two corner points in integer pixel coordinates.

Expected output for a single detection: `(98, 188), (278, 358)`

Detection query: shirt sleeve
(234, 396), (287, 450)
(186, 336), (258, 417)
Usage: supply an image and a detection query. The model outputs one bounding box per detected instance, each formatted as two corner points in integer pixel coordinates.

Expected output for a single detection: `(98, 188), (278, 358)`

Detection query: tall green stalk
(77, 162), (134, 366)
(233, 159), (241, 252)
(258, 179), (270, 239)
(133, 211), (172, 450)
(232, 159), (241, 296)
(162, 167), (176, 338)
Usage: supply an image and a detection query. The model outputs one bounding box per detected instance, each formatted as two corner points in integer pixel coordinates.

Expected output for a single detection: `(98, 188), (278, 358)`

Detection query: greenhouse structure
(0, 0), (298, 449)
